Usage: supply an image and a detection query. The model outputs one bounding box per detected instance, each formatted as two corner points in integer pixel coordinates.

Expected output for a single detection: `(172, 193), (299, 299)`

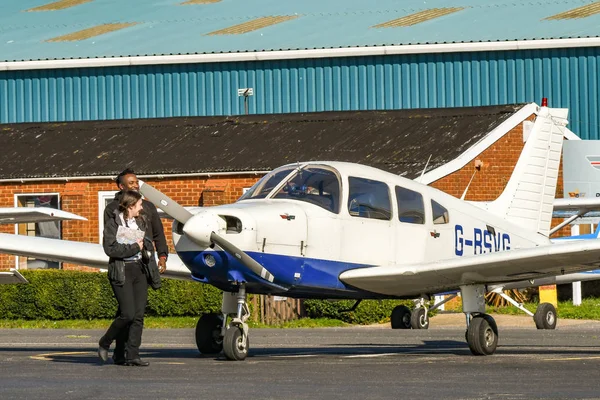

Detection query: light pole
(237, 88), (254, 115)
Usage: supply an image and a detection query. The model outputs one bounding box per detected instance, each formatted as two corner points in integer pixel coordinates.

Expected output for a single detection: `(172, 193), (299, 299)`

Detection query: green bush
(0, 270), (222, 320)
(304, 299), (416, 325)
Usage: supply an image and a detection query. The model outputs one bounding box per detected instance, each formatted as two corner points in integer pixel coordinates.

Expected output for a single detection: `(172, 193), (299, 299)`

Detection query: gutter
(2, 37), (600, 72)
(0, 170), (270, 184)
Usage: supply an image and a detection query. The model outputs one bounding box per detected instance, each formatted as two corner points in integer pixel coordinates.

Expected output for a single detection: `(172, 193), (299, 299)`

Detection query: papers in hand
(116, 225), (145, 245)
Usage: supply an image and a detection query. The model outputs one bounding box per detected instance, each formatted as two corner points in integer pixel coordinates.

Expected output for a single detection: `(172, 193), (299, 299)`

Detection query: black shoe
(125, 358), (150, 367)
(97, 346), (109, 363)
(113, 357), (127, 365)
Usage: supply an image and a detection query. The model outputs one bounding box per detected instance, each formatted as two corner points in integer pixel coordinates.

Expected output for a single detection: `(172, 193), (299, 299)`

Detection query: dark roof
(0, 105), (525, 180)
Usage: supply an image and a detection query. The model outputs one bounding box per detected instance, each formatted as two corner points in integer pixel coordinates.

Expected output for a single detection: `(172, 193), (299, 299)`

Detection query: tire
(195, 313), (223, 354)
(533, 303), (557, 330)
(410, 307), (429, 329)
(467, 314), (498, 356)
(223, 327), (249, 361)
(391, 305), (412, 329)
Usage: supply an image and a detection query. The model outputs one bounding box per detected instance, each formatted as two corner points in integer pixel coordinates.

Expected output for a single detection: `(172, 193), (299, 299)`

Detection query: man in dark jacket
(103, 168), (169, 364)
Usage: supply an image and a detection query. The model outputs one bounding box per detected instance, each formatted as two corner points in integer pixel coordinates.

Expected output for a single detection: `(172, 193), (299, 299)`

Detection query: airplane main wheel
(391, 305), (412, 329)
(533, 303), (557, 330)
(410, 307), (429, 329)
(195, 313), (223, 354)
(223, 327), (249, 361)
(467, 314), (498, 356)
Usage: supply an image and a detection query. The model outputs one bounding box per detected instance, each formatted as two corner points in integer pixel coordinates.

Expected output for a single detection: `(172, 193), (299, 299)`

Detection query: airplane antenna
(460, 160), (483, 200)
(418, 155), (432, 182)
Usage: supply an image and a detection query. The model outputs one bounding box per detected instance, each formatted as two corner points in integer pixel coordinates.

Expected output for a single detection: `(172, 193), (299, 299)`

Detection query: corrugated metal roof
(373, 8), (464, 28)
(0, 105), (524, 180)
(545, 1), (600, 20)
(206, 15), (298, 35)
(46, 22), (137, 42)
(181, 0), (221, 4)
(2, 0), (600, 62)
(26, 0), (92, 12)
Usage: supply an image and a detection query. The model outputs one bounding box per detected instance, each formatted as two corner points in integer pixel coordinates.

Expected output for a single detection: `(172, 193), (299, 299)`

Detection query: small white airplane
(2, 106), (600, 360)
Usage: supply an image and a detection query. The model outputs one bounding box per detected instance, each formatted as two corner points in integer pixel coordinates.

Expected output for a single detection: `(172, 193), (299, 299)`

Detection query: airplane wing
(553, 197), (600, 211)
(339, 240), (600, 297)
(0, 233), (192, 280)
(0, 269), (28, 284)
(0, 208), (87, 224)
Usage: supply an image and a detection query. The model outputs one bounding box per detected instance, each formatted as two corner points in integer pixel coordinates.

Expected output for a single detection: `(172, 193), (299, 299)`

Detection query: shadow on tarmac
(4, 338), (600, 365)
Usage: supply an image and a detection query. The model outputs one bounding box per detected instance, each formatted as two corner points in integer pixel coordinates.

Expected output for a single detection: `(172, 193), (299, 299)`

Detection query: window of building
(431, 200), (450, 224)
(14, 193), (61, 269)
(395, 186), (425, 224)
(348, 177), (391, 220)
(98, 191), (118, 244)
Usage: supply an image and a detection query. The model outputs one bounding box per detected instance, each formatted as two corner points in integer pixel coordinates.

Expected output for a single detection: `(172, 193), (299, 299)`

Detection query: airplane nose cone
(182, 211), (220, 246)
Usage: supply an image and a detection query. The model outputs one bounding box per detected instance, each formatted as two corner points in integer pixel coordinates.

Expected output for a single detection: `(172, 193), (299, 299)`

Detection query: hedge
(304, 298), (416, 325)
(0, 270), (421, 325)
(0, 270), (222, 320)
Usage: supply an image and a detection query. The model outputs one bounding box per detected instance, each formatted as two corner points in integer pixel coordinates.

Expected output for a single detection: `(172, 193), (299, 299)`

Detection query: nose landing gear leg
(222, 284), (250, 361)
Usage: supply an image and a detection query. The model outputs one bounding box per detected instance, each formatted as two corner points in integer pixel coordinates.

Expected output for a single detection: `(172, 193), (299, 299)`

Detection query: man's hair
(115, 168), (136, 188)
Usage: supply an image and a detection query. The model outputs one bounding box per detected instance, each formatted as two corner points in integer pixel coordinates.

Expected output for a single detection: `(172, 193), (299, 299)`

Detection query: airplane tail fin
(486, 107), (566, 237)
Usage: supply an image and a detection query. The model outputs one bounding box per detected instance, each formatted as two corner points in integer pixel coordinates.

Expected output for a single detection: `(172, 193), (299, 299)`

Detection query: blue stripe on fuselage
(177, 250), (381, 298)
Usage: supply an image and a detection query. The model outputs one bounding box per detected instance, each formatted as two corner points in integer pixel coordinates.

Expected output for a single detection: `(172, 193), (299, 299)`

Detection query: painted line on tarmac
(345, 353), (399, 358)
(257, 354), (319, 358)
(0, 342), (192, 347)
(543, 356), (600, 361)
(31, 352), (189, 365)
(30, 351), (92, 361)
(345, 348), (459, 358)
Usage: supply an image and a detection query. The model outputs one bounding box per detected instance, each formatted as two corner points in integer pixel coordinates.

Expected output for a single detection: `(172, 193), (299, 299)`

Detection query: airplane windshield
(239, 166), (297, 200)
(272, 166), (341, 213)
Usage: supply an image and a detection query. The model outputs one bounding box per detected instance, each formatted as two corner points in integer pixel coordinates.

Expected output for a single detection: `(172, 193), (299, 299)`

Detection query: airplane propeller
(138, 181), (276, 283)
(138, 181), (193, 224)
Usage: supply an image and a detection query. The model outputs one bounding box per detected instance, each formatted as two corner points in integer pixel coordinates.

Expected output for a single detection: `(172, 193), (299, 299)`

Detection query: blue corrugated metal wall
(1, 47), (599, 139)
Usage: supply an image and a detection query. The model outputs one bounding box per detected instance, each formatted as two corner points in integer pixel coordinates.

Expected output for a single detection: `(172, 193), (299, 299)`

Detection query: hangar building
(1, 0), (600, 138)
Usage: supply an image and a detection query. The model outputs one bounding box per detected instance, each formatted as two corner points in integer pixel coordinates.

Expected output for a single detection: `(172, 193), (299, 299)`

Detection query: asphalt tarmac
(1, 316), (600, 400)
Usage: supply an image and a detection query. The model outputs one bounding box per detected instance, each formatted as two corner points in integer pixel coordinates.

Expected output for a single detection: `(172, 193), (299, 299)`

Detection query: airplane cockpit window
(348, 177), (391, 220)
(272, 166), (341, 213)
(431, 200), (449, 224)
(395, 186), (425, 224)
(238, 166), (296, 200)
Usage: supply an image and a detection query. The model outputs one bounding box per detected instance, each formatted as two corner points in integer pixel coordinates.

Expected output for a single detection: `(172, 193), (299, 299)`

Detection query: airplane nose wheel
(223, 326), (249, 361)
(466, 313), (498, 355)
(221, 284), (251, 361)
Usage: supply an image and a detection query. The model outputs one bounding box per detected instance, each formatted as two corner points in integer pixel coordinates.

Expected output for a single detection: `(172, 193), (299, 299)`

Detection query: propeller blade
(138, 180), (194, 224)
(210, 232), (275, 283)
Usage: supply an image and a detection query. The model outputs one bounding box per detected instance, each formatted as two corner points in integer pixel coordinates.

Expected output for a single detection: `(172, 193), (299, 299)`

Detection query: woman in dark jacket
(98, 190), (160, 367)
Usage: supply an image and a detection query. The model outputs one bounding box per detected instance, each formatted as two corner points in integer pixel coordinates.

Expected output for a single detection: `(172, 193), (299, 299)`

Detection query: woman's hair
(118, 190), (143, 219)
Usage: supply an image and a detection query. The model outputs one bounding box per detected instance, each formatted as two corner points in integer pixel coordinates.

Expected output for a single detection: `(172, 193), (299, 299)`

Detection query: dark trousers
(100, 261), (149, 360)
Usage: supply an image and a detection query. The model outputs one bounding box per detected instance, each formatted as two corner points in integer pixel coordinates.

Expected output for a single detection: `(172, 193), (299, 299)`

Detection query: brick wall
(0, 174), (261, 269)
